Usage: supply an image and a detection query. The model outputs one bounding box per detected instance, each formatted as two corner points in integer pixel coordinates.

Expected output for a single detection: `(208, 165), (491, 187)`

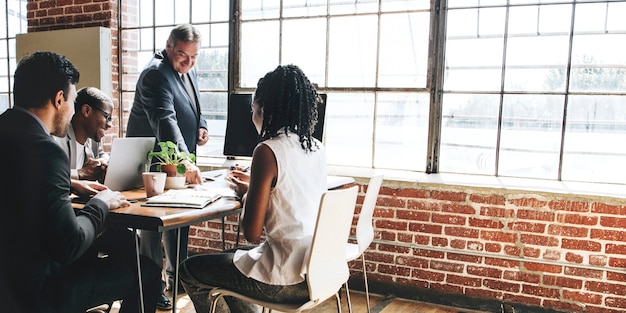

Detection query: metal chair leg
(362, 254), (371, 313)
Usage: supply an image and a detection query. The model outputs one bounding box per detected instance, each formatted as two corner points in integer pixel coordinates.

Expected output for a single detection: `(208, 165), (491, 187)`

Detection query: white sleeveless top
(233, 131), (327, 285)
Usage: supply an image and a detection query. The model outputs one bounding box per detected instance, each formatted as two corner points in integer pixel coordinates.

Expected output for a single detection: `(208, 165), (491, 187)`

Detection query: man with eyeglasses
(54, 86), (113, 198)
(126, 23), (209, 310)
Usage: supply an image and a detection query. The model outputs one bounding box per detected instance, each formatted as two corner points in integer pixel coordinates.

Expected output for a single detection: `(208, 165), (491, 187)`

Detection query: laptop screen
(223, 93), (326, 158)
(104, 137), (156, 191)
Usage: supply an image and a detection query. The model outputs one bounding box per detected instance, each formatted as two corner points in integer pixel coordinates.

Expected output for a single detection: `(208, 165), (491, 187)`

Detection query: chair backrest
(307, 185), (359, 301)
(355, 174), (384, 254)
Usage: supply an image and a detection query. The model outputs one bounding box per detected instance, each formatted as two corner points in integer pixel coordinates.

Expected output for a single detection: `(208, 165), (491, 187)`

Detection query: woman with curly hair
(179, 64), (327, 312)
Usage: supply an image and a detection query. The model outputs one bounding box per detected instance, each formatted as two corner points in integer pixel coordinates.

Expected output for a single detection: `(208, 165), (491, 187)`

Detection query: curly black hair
(254, 64), (322, 152)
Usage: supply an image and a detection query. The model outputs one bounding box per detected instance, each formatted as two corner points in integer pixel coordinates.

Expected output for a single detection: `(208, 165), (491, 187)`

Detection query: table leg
(133, 228), (145, 313)
(172, 228), (180, 312)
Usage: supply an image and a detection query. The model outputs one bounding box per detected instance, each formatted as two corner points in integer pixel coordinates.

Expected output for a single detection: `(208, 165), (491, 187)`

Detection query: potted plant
(147, 141), (195, 189)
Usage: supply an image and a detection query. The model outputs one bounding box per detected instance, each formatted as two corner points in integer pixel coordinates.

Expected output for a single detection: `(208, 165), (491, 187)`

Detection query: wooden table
(76, 185), (242, 313)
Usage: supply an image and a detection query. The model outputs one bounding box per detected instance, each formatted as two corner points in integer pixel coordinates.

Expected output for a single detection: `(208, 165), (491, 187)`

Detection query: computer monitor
(223, 93), (327, 158)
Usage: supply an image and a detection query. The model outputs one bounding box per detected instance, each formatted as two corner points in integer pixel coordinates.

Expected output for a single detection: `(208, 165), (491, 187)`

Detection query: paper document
(142, 189), (223, 209)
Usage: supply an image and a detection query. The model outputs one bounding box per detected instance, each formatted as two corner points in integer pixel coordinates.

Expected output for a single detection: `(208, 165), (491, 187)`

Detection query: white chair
(209, 185), (359, 313)
(345, 174), (384, 313)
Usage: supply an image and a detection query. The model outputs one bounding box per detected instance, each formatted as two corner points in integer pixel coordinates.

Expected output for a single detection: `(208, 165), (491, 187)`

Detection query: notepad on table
(142, 189), (222, 209)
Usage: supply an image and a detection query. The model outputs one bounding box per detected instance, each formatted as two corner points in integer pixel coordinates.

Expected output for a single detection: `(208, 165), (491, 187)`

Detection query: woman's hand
(226, 167), (250, 198)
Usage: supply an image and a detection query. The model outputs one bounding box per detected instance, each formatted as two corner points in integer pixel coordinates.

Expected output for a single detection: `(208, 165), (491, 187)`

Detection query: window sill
(197, 156), (626, 201)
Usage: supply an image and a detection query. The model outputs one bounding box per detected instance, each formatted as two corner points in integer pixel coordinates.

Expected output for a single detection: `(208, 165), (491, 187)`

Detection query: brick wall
(189, 180), (626, 313)
(26, 0), (119, 150)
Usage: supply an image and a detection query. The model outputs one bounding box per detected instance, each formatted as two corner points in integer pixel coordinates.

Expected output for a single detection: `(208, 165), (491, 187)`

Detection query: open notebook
(142, 189), (223, 209)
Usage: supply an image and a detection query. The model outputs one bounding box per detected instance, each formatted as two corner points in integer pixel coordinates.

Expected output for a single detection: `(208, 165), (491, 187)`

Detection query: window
(0, 0), (27, 113)
(119, 0), (229, 156)
(119, 0), (626, 185)
(442, 0), (626, 184)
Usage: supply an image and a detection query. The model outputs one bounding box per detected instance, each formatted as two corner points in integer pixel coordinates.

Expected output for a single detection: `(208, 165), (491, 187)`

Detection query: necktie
(181, 74), (197, 106)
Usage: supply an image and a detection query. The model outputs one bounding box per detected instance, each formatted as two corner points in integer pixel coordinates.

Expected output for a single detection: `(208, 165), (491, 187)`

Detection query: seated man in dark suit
(0, 51), (161, 313)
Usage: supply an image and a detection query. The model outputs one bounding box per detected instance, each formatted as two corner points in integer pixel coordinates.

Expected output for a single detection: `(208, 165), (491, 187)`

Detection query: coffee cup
(142, 172), (167, 198)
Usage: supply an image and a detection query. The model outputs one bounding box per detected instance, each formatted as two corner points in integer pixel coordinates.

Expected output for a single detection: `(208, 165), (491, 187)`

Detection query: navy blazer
(126, 49), (208, 154)
(0, 108), (108, 312)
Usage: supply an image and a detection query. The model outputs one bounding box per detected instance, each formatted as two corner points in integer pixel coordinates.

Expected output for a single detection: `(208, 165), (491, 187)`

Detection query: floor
(107, 289), (493, 313)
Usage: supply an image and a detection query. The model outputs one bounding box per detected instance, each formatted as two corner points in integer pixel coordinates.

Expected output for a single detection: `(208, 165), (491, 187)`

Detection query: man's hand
(197, 128), (209, 146)
(184, 162), (203, 185)
(71, 179), (108, 198)
(93, 188), (130, 210)
(78, 157), (107, 181)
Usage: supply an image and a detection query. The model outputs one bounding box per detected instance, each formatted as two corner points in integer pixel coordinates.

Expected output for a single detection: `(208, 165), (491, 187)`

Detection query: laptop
(104, 137), (156, 191)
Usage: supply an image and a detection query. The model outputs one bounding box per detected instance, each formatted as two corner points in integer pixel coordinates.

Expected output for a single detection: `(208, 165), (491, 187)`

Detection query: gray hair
(167, 24), (201, 48)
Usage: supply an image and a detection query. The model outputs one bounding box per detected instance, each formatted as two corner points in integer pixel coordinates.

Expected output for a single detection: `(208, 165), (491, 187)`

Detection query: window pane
(378, 12), (429, 88)
(374, 93), (429, 171)
(325, 93), (374, 167)
(282, 18), (327, 86)
(241, 0), (280, 20)
(444, 38), (504, 92)
(381, 0), (430, 11)
(498, 95), (564, 179)
(329, 0), (378, 15)
(240, 21), (279, 88)
(283, 0), (327, 18)
(328, 15), (377, 87)
(155, 0), (175, 25)
(562, 95), (626, 184)
(505, 36), (570, 92)
(440, 94), (500, 175)
(174, 0), (190, 23)
(448, 0), (507, 8)
(196, 48), (228, 90)
(139, 0), (154, 26)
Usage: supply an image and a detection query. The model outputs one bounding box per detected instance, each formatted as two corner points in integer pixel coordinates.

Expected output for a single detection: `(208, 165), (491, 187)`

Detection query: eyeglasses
(91, 106), (112, 122)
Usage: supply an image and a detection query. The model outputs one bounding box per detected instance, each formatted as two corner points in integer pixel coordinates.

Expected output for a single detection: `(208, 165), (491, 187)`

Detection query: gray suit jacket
(126, 49), (207, 154)
(53, 123), (109, 179)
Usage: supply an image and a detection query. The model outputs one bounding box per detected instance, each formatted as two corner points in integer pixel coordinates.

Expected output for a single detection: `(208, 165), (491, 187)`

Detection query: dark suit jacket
(0, 108), (108, 313)
(126, 49), (208, 154)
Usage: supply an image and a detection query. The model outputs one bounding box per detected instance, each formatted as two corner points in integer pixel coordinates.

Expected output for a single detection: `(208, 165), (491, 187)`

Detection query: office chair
(345, 174), (384, 313)
(209, 185), (359, 313)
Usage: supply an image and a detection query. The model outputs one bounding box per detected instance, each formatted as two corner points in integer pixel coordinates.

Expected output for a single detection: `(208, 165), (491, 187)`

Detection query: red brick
(548, 200), (589, 212)
(447, 274), (482, 287)
(375, 220), (408, 231)
(485, 242), (501, 253)
(601, 216), (626, 228)
(431, 237), (448, 247)
(430, 260), (464, 273)
(589, 255), (607, 266)
(414, 249), (444, 259)
(606, 244), (626, 255)
(430, 190), (467, 202)
(543, 275), (583, 289)
(517, 209), (555, 221)
(520, 234), (559, 246)
(469, 194), (505, 205)
(562, 238), (601, 252)
(409, 222), (442, 234)
(467, 265), (501, 278)
(504, 245), (521, 257)
(448, 253), (481, 264)
(591, 229), (626, 242)
(480, 206), (514, 218)
(565, 252), (583, 263)
(508, 221), (546, 233)
(411, 269), (445, 281)
(522, 284), (560, 298)
(467, 241), (484, 251)
(414, 234), (429, 245)
(522, 262), (562, 274)
(469, 217), (503, 229)
(509, 197), (547, 208)
(442, 203), (475, 214)
(483, 279), (520, 292)
(586, 281), (626, 295)
(395, 187), (428, 198)
(547, 224), (588, 237)
(557, 212), (598, 225)
(503, 271), (540, 284)
(481, 230), (517, 243)
(592, 203), (626, 215)
(408, 200), (439, 211)
(564, 266), (603, 279)
(379, 197), (405, 208)
(542, 249), (561, 261)
(607, 271), (626, 283)
(605, 297), (626, 309)
(522, 247), (540, 258)
(432, 213), (466, 225)
(445, 226), (479, 238)
(377, 264), (411, 276)
(450, 239), (467, 249)
(396, 255), (428, 268)
(608, 257), (626, 268)
(396, 209), (429, 221)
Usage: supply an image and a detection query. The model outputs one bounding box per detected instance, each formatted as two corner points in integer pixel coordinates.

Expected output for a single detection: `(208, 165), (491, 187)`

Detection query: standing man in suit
(54, 86), (112, 198)
(126, 24), (208, 310)
(0, 51), (161, 313)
